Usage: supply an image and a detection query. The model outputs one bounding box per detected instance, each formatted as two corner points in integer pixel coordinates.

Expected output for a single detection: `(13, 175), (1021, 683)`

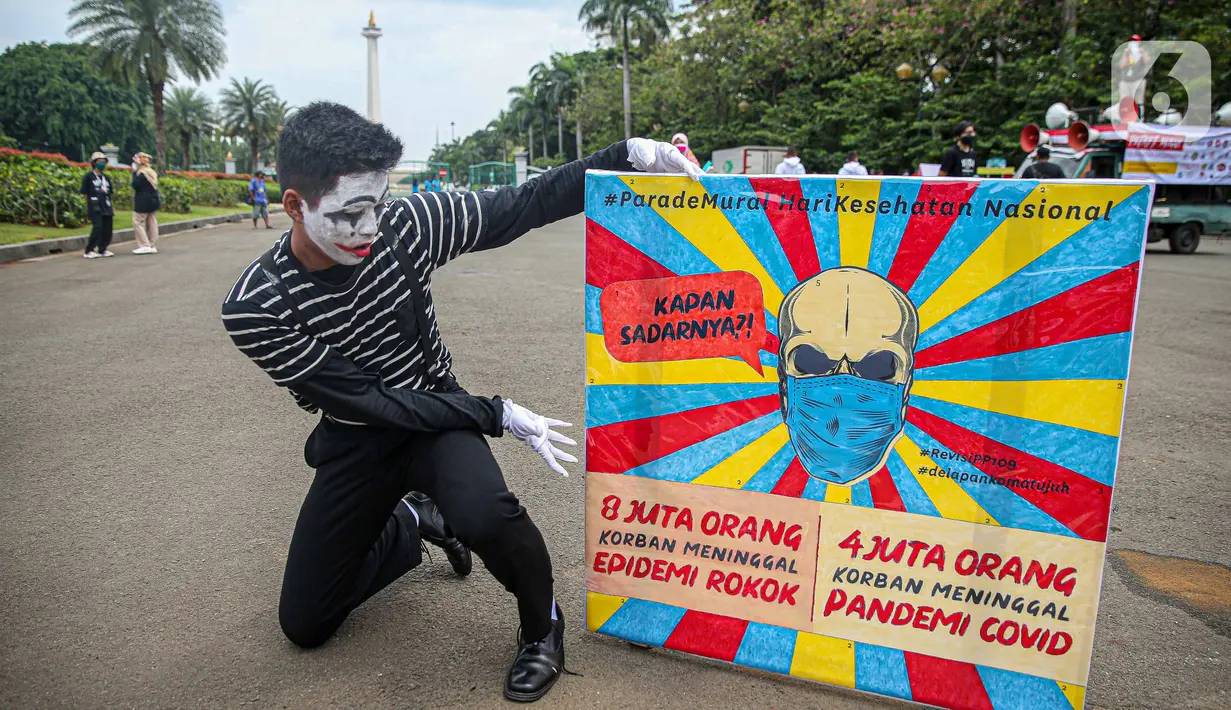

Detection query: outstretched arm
(387, 139), (704, 271)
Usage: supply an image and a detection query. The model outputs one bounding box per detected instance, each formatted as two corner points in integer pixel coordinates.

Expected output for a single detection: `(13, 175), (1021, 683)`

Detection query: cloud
(2, 0), (592, 161)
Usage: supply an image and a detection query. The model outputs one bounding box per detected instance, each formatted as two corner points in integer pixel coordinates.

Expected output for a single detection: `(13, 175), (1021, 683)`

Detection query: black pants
(279, 420), (555, 648)
(86, 214), (113, 253)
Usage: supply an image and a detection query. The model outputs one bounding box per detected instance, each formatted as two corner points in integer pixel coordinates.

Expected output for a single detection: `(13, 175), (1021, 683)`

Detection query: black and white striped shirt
(220, 139), (631, 429)
(222, 191), (480, 411)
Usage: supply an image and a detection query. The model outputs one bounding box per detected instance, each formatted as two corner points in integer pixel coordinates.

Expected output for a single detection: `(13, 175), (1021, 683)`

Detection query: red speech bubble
(600, 272), (768, 374)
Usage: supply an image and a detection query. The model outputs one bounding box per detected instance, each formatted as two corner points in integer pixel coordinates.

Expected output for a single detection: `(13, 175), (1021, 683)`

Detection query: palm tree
(264, 99), (293, 166)
(528, 62), (555, 157)
(219, 77), (278, 173)
(508, 85), (536, 163)
(548, 54), (582, 159)
(532, 53), (580, 159)
(164, 87), (213, 170)
(68, 0), (226, 171)
(579, 0), (672, 139)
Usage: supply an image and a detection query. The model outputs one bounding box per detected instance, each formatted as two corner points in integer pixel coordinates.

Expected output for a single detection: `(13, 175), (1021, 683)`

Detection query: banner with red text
(1121, 123), (1231, 184)
(583, 171), (1153, 709)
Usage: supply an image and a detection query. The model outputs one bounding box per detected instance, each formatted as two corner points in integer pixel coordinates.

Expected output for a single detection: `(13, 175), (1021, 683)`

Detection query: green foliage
(174, 177), (279, 207)
(0, 151), (262, 228)
(154, 177), (193, 212)
(68, 0), (227, 170)
(219, 78), (280, 175)
(164, 87), (215, 170)
(533, 155), (568, 170)
(450, 0), (1231, 176)
(0, 153), (92, 227)
(580, 0), (674, 139)
(0, 43), (152, 161)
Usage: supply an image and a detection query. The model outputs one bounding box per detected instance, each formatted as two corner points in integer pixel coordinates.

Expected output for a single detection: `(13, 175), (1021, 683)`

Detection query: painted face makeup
(302, 172), (389, 266)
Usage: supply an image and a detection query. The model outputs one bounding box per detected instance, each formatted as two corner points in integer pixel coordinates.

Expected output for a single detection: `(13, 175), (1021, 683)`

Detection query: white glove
(502, 400), (578, 476)
(627, 138), (705, 181)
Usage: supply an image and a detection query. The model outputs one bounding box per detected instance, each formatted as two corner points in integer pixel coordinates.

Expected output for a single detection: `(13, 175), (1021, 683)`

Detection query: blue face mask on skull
(783, 374), (907, 484)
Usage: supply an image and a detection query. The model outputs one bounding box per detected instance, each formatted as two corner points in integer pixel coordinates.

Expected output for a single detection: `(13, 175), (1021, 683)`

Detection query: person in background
(774, 146), (806, 175)
(838, 151), (869, 176)
(1021, 146), (1066, 180)
(671, 133), (701, 167)
(939, 121), (978, 177)
(80, 151), (115, 258)
(249, 171), (272, 229)
(131, 152), (161, 254)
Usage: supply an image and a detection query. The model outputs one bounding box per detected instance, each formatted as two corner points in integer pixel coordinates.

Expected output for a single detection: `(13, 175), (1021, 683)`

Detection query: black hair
(785, 146), (798, 157)
(255, 170), (265, 177)
(277, 101), (403, 205)
(846, 151), (858, 161)
(1036, 146), (1051, 159)
(955, 120), (974, 137)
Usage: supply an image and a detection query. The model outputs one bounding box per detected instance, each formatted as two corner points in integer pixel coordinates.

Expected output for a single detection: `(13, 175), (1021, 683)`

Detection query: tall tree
(68, 0), (226, 171)
(164, 86), (212, 169)
(537, 52), (580, 159)
(508, 85), (536, 163)
(528, 62), (558, 156)
(264, 98), (293, 166)
(0, 42), (151, 159)
(219, 77), (278, 174)
(579, 0), (672, 139)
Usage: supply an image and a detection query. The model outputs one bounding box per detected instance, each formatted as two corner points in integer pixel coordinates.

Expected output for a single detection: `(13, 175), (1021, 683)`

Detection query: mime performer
(221, 101), (703, 702)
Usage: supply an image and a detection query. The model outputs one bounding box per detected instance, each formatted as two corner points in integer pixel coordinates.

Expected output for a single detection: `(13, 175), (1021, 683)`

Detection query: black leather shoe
(504, 607), (565, 703)
(403, 492), (472, 576)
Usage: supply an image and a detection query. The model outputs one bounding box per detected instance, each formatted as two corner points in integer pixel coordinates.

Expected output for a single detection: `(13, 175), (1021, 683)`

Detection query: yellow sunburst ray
(893, 435), (1000, 525)
(1058, 681), (1086, 710)
(837, 179), (881, 268)
(585, 590), (628, 632)
(619, 175), (786, 317)
(789, 631), (856, 687)
(825, 484), (853, 504)
(911, 379), (1126, 437)
(917, 184), (1142, 331)
(690, 425), (790, 489)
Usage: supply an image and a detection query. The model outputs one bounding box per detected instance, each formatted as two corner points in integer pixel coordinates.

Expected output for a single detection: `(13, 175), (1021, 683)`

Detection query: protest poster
(583, 171), (1153, 710)
(1121, 123), (1231, 184)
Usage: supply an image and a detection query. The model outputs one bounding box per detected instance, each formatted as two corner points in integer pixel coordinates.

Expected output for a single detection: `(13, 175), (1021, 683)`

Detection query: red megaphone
(1068, 121), (1102, 151)
(1020, 124), (1050, 152)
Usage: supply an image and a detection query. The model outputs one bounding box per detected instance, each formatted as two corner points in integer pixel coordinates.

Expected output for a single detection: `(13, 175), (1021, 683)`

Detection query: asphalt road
(1, 216), (1227, 710)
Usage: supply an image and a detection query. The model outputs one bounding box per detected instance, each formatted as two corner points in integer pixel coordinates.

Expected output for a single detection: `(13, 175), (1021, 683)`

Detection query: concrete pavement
(0, 216), (1227, 709)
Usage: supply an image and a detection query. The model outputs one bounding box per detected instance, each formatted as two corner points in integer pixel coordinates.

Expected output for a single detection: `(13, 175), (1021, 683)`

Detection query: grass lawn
(0, 205), (253, 246)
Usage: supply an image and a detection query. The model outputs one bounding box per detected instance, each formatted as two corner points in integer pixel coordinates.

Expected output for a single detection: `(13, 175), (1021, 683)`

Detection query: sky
(1, 0), (594, 160)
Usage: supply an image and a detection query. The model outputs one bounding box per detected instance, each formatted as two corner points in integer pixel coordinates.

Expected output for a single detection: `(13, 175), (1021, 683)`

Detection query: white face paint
(302, 172), (390, 266)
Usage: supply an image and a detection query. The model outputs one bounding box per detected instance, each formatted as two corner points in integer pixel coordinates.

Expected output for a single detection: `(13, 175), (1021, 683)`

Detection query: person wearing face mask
(671, 133), (701, 167)
(80, 151), (115, 258)
(939, 121), (978, 177)
(220, 101), (703, 703)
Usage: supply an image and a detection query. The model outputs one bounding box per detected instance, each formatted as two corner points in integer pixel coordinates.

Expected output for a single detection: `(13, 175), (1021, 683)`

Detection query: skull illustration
(777, 267), (919, 485)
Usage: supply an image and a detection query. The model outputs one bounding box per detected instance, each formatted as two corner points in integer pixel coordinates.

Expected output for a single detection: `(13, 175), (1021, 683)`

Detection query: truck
(1018, 120), (1231, 254)
(710, 146), (789, 175)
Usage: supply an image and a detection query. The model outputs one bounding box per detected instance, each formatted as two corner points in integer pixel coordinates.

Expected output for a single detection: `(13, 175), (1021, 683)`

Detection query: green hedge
(0, 153), (281, 227)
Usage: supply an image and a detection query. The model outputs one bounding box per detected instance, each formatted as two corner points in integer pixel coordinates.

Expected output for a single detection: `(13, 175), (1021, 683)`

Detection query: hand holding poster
(583, 172), (1152, 710)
